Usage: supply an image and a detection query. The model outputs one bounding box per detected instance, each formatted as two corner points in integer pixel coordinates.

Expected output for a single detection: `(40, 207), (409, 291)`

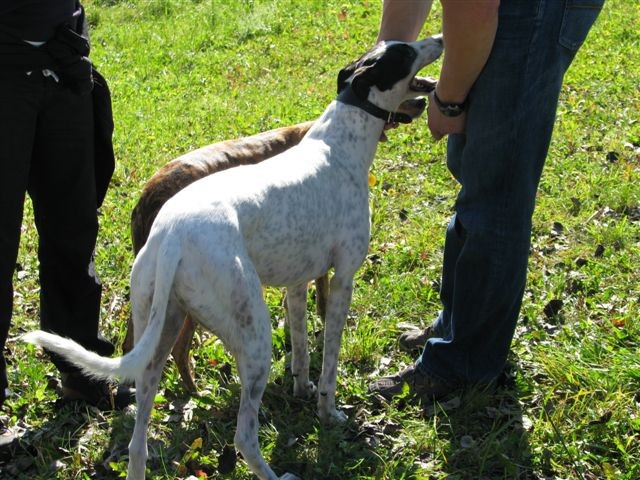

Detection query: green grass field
(2, 0), (639, 478)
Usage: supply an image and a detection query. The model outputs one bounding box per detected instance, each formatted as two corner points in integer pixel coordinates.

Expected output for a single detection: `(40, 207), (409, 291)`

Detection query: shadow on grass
(104, 375), (387, 479)
(251, 376), (389, 479)
(0, 396), (132, 479)
(435, 371), (534, 479)
(1, 370), (533, 480)
(1, 366), (387, 479)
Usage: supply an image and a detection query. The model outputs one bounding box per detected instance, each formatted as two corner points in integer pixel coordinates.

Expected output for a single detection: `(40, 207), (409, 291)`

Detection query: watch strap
(433, 91), (468, 117)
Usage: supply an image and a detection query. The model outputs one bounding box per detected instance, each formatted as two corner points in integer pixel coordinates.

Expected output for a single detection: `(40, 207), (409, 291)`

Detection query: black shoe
(60, 372), (135, 411)
(368, 363), (460, 402)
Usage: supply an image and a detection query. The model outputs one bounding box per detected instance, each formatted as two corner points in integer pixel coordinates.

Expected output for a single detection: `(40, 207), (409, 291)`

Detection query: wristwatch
(433, 91), (469, 117)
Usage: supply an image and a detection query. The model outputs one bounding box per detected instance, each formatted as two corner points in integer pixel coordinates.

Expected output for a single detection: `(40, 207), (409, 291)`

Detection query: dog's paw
(293, 380), (317, 399)
(280, 473), (302, 480)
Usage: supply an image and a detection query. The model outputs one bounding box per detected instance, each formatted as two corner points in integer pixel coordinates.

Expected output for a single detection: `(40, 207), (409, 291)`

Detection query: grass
(2, 0), (639, 478)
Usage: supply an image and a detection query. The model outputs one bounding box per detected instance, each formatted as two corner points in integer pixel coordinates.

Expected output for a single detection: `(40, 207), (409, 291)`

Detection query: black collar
(336, 86), (412, 124)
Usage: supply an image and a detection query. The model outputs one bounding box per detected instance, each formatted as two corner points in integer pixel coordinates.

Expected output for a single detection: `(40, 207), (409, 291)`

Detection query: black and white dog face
(338, 35), (443, 112)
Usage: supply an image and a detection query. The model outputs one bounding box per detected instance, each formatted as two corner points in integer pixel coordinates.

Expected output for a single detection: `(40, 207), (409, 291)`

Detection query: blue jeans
(417, 0), (604, 384)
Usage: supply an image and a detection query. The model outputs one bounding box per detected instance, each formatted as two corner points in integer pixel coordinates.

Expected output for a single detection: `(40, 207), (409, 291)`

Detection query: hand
(427, 91), (467, 141)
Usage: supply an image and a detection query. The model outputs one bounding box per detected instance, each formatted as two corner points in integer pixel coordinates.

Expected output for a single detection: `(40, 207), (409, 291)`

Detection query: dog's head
(337, 35), (443, 113)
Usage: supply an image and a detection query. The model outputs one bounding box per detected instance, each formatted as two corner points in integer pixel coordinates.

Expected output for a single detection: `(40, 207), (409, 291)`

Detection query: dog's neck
(337, 87), (412, 125)
(305, 97), (394, 179)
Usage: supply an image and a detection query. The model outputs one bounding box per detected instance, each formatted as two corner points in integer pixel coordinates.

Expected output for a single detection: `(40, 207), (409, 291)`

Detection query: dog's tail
(23, 238), (181, 383)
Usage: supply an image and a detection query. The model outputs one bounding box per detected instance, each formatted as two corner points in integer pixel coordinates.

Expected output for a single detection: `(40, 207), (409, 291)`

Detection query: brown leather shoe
(398, 325), (438, 352)
(368, 363), (460, 402)
(60, 372), (135, 410)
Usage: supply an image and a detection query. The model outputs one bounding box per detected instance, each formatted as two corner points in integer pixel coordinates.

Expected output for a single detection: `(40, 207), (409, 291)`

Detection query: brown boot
(398, 325), (438, 352)
(368, 363), (460, 402)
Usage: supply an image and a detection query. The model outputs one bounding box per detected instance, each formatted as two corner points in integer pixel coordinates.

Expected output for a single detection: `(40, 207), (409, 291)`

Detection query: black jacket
(0, 2), (115, 208)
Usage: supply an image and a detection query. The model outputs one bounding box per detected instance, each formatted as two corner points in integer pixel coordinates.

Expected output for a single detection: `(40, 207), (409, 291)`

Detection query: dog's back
(146, 137), (368, 289)
(131, 121), (314, 254)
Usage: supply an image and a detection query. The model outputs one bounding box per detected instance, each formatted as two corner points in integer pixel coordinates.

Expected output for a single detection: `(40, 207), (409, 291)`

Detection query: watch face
(434, 92), (467, 117)
(442, 105), (464, 117)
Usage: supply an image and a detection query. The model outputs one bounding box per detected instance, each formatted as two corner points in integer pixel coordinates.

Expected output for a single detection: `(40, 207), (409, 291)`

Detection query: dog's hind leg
(317, 272), (353, 425)
(235, 347), (278, 480)
(128, 299), (185, 479)
(233, 310), (278, 477)
(229, 266), (299, 480)
(286, 282), (316, 399)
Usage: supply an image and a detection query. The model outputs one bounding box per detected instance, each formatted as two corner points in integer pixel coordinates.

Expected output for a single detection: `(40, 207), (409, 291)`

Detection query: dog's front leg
(317, 273), (353, 425)
(286, 282), (316, 398)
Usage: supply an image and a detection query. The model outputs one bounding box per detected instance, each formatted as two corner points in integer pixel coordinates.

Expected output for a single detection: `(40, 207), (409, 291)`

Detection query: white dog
(24, 36), (443, 480)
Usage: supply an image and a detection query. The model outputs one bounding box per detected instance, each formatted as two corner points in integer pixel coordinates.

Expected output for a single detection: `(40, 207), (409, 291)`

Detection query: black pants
(0, 69), (114, 403)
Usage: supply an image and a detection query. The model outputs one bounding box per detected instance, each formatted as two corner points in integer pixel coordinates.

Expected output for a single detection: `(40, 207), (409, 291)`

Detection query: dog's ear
(337, 46), (385, 96)
(337, 59), (379, 98)
(337, 63), (356, 94)
(350, 63), (380, 99)
(337, 62), (380, 99)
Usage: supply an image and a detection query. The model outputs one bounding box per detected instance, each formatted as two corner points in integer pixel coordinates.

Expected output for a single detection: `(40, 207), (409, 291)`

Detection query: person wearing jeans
(369, 0), (605, 400)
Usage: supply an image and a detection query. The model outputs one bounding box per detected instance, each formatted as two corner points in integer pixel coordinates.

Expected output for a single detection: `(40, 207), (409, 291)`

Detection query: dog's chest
(240, 165), (371, 286)
(246, 202), (370, 286)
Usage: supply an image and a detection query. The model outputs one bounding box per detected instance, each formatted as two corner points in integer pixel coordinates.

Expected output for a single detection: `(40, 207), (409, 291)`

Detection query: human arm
(375, 1), (433, 136)
(428, 0), (500, 139)
(377, 0), (434, 42)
